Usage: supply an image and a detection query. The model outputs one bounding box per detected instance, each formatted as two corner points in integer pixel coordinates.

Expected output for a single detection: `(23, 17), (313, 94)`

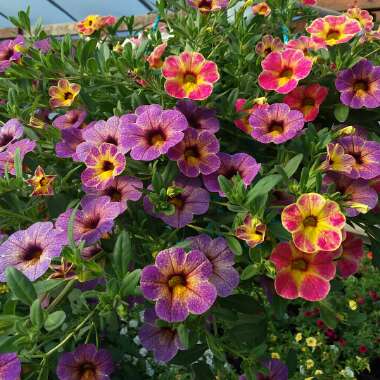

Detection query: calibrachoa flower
(76, 15), (116, 36)
(0, 353), (21, 380)
(335, 59), (380, 109)
(255, 35), (284, 57)
(283, 84), (328, 122)
(0, 35), (24, 73)
(168, 128), (220, 177)
(0, 119), (23, 151)
(26, 166), (56, 196)
(49, 79), (81, 108)
(139, 308), (185, 362)
(56, 196), (121, 245)
(346, 6), (374, 32)
(270, 241), (337, 301)
(252, 2), (271, 16)
(175, 100), (220, 133)
(56, 344), (114, 380)
(52, 109), (87, 130)
(249, 103), (304, 144)
(282, 193), (346, 253)
(187, 0), (229, 12)
(124, 104), (187, 161)
(162, 51), (219, 100)
(147, 42), (167, 69)
(144, 176), (210, 228)
(0, 222), (65, 281)
(55, 128), (85, 160)
(81, 143), (126, 190)
(306, 15), (361, 46)
(34, 38), (51, 53)
(236, 215), (267, 248)
(203, 152), (260, 195)
(234, 98), (268, 134)
(188, 234), (239, 297)
(287, 36), (326, 58)
(140, 247), (217, 322)
(338, 135), (380, 180)
(319, 143), (355, 174)
(259, 49), (312, 94)
(257, 359), (289, 380)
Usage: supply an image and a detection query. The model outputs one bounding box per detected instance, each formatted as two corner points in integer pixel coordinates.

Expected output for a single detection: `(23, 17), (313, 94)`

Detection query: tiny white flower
(129, 319), (138, 328)
(120, 326), (128, 335)
(139, 347), (148, 357)
(133, 336), (141, 345)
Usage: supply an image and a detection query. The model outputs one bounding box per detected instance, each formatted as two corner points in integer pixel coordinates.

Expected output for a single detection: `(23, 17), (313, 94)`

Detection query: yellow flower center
(268, 121), (284, 135)
(279, 68), (293, 79)
(303, 215), (318, 227)
(198, 0), (213, 10)
(168, 275), (186, 288)
(292, 259), (308, 271)
(148, 130), (165, 147)
(184, 73), (197, 84)
(102, 160), (115, 172)
(23, 244), (43, 262)
(79, 362), (96, 380)
(169, 196), (184, 209)
(326, 30), (340, 41)
(353, 80), (368, 92)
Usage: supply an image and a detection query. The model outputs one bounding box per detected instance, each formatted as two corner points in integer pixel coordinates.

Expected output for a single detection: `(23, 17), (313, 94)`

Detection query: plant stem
(46, 279), (76, 313)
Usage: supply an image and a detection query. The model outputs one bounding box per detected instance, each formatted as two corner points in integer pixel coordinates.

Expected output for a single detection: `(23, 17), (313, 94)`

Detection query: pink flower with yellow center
(162, 51), (219, 101)
(255, 35), (284, 57)
(147, 43), (167, 69)
(258, 49), (313, 94)
(319, 143), (355, 174)
(306, 15), (361, 46)
(81, 143), (126, 190)
(346, 6), (374, 32)
(282, 193), (346, 253)
(234, 98), (268, 135)
(287, 36), (326, 59)
(235, 215), (266, 248)
(48, 80), (80, 108)
(270, 241), (337, 301)
(252, 2), (271, 16)
(187, 0), (229, 12)
(26, 166), (56, 196)
(76, 15), (116, 36)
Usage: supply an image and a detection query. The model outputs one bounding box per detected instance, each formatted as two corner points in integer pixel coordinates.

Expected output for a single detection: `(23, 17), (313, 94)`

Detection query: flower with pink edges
(162, 51), (219, 100)
(255, 35), (284, 57)
(76, 15), (116, 36)
(0, 119), (23, 151)
(187, 0), (229, 12)
(140, 247), (217, 322)
(270, 241), (337, 301)
(249, 103), (304, 144)
(203, 152), (260, 196)
(55, 128), (85, 160)
(52, 109), (87, 130)
(235, 215), (266, 248)
(258, 49), (312, 94)
(346, 6), (374, 32)
(283, 84), (328, 122)
(0, 35), (24, 73)
(147, 42), (167, 69)
(234, 98), (268, 135)
(124, 104), (188, 161)
(287, 36), (326, 58)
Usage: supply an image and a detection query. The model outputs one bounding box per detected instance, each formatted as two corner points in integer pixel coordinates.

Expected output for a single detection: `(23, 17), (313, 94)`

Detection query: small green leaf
(226, 236), (242, 256)
(44, 310), (66, 332)
(240, 264), (259, 280)
(112, 231), (132, 280)
(283, 154), (303, 178)
(30, 299), (45, 328)
(120, 269), (141, 297)
(177, 324), (189, 349)
(5, 267), (37, 305)
(334, 104), (349, 123)
(246, 174), (282, 204)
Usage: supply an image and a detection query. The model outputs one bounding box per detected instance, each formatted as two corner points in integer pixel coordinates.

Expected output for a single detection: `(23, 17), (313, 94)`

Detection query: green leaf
(44, 310), (66, 332)
(170, 344), (206, 365)
(120, 269), (141, 297)
(112, 231), (132, 280)
(177, 324), (189, 349)
(283, 154), (303, 178)
(67, 203), (80, 249)
(34, 279), (64, 295)
(5, 267), (37, 305)
(13, 148), (23, 179)
(246, 175), (282, 204)
(240, 264), (259, 280)
(226, 236), (242, 256)
(334, 104), (349, 123)
(30, 299), (45, 329)
(218, 175), (232, 196)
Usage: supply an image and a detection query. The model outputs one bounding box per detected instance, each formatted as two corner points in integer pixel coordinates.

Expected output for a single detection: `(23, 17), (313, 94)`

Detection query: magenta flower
(0, 119), (23, 151)
(144, 176), (210, 228)
(335, 59), (380, 109)
(249, 103), (304, 144)
(56, 344), (114, 380)
(55, 128), (84, 160)
(175, 100), (220, 133)
(0, 36), (24, 73)
(52, 109), (87, 130)
(188, 234), (239, 297)
(168, 128), (220, 177)
(0, 353), (21, 380)
(0, 222), (65, 281)
(55, 196), (121, 245)
(124, 104), (188, 161)
(140, 247), (217, 322)
(203, 152), (260, 195)
(139, 308), (185, 362)
(0, 139), (36, 175)
(336, 232), (364, 278)
(34, 38), (51, 53)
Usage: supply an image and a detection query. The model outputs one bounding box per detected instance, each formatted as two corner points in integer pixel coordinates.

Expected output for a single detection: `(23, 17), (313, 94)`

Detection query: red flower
(358, 345), (368, 354)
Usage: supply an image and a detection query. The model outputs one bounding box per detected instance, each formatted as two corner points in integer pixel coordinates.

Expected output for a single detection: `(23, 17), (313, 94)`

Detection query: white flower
(139, 347), (148, 357)
(120, 326), (128, 335)
(133, 336), (141, 345)
(129, 319), (138, 328)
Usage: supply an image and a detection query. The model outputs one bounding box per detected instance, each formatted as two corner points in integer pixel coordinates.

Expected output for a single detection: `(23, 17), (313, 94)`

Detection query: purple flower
(257, 359), (289, 380)
(55, 128), (84, 160)
(0, 222), (65, 281)
(0, 139), (36, 175)
(203, 152), (261, 195)
(55, 196), (121, 245)
(0, 36), (24, 73)
(335, 59), (380, 109)
(56, 344), (113, 380)
(0, 353), (21, 380)
(53, 109), (87, 130)
(34, 38), (51, 53)
(175, 100), (220, 133)
(140, 247), (217, 322)
(144, 176), (210, 228)
(0, 119), (23, 151)
(139, 308), (185, 362)
(187, 234), (239, 297)
(168, 128), (220, 177)
(124, 104), (188, 161)
(249, 103), (304, 144)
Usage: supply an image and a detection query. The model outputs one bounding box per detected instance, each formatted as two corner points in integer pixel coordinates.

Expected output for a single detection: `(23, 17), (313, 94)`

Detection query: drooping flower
(252, 2), (271, 16)
(0, 222), (65, 281)
(56, 344), (114, 380)
(139, 308), (185, 362)
(147, 42), (167, 69)
(0, 119), (23, 151)
(52, 109), (87, 130)
(287, 36), (326, 58)
(235, 215), (266, 248)
(283, 84), (328, 122)
(203, 152), (260, 195)
(26, 166), (56, 196)
(123, 104), (188, 161)
(282, 193), (346, 253)
(258, 49), (313, 94)
(188, 234), (240, 297)
(162, 51), (219, 100)
(49, 79), (81, 108)
(56, 196), (121, 245)
(338, 135), (380, 180)
(249, 103), (304, 144)
(187, 0), (229, 12)
(175, 100), (220, 133)
(270, 241), (337, 301)
(144, 176), (210, 228)
(0, 353), (21, 380)
(319, 143), (355, 174)
(0, 35), (24, 73)
(346, 6), (374, 32)
(306, 15), (361, 46)
(81, 143), (126, 190)
(140, 247), (217, 322)
(335, 59), (380, 109)
(255, 35), (284, 57)
(55, 128), (85, 160)
(168, 128), (220, 177)
(76, 15), (116, 36)
(34, 38), (51, 53)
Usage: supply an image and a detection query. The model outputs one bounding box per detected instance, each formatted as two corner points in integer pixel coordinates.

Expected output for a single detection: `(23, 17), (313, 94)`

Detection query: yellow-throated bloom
(252, 2), (271, 16)
(295, 332), (303, 342)
(346, 6), (374, 32)
(48, 79), (80, 108)
(76, 15), (116, 36)
(320, 143), (355, 174)
(235, 215), (266, 248)
(306, 359), (315, 369)
(306, 337), (317, 348)
(26, 166), (56, 196)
